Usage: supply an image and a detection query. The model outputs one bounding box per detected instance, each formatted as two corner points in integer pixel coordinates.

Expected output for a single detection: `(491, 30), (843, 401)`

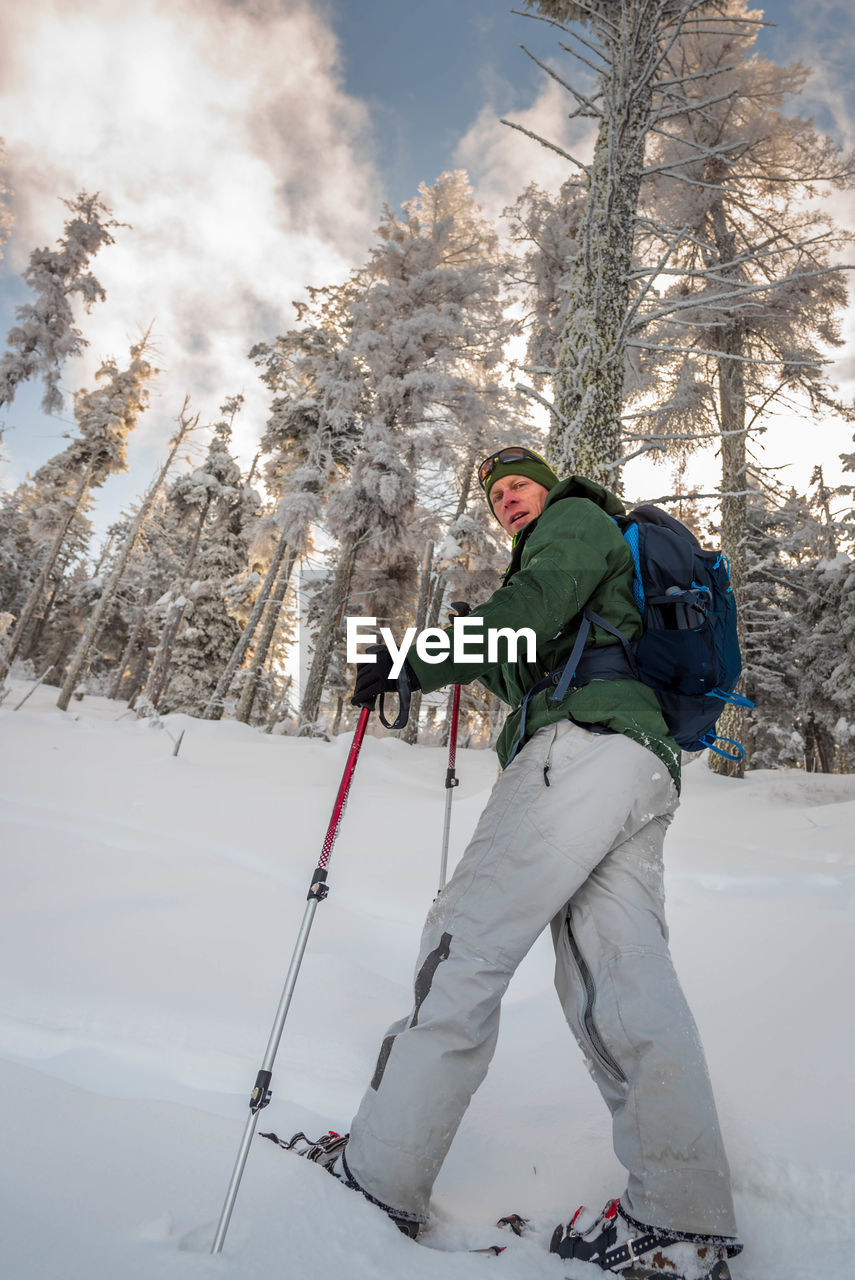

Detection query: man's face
(490, 473), (550, 537)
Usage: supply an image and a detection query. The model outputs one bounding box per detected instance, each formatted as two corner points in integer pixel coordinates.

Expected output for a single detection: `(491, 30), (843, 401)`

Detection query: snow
(1, 682), (854, 1280)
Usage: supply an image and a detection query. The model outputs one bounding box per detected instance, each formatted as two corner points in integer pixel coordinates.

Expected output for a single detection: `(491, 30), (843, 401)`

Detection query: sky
(0, 0), (854, 537)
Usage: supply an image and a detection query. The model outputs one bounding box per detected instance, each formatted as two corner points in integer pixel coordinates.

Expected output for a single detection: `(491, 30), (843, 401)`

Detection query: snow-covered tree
(140, 398), (247, 710)
(735, 470), (852, 772)
(156, 414), (259, 717)
(832, 439), (855, 749)
(0, 339), (156, 687)
(56, 401), (194, 711)
(202, 310), (361, 723)
(510, 1), (744, 481)
(0, 192), (121, 416)
(628, 0), (855, 772)
(100, 496), (187, 705)
(298, 171), (515, 733)
(636, 3), (853, 561)
(507, 177), (585, 410)
(798, 463), (855, 770)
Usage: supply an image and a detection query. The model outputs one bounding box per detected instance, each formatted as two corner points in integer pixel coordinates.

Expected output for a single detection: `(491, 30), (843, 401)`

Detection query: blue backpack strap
(550, 608), (638, 704)
(707, 688), (755, 709)
(504, 609), (602, 766)
(697, 733), (746, 761)
(549, 610), (593, 704)
(503, 669), (558, 766)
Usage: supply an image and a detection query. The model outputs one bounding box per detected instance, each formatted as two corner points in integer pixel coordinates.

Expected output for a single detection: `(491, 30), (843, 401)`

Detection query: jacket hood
(542, 475), (627, 519)
(504, 474), (627, 577)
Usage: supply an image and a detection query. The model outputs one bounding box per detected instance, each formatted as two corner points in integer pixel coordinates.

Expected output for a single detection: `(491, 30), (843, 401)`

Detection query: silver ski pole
(211, 704), (372, 1255)
(437, 602), (469, 894)
(438, 680), (461, 893)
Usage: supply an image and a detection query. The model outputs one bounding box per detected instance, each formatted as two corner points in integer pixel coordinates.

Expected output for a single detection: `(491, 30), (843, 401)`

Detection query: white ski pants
(346, 720), (737, 1238)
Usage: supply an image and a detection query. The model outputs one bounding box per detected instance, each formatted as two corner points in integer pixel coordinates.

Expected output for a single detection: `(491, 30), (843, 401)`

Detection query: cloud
(0, 0), (382, 509)
(454, 74), (598, 225)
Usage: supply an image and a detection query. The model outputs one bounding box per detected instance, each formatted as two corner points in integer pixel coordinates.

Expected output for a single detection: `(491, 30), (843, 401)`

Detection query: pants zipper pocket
(566, 913), (627, 1085)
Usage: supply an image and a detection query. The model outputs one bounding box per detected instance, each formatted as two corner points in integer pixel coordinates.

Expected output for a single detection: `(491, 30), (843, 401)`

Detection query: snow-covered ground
(1, 681), (853, 1280)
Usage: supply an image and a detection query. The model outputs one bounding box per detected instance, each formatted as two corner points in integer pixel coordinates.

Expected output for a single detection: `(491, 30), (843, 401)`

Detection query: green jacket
(407, 476), (681, 791)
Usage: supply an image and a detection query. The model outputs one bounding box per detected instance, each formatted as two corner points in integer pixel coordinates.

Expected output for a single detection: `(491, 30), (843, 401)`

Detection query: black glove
(351, 644), (420, 727)
(351, 644), (397, 708)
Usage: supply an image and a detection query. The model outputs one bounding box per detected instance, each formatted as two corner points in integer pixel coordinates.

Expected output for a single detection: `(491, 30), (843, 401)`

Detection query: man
(310, 447), (741, 1280)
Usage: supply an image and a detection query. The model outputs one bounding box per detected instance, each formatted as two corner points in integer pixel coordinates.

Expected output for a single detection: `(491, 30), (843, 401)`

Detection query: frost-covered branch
(628, 487), (761, 504)
(652, 62), (738, 91)
(642, 135), (746, 175)
(619, 222), (689, 337)
(520, 44), (603, 117)
(627, 340), (828, 367)
(629, 231), (845, 280)
(628, 265), (855, 331)
(499, 118), (593, 173)
(515, 381), (568, 427)
(647, 85), (739, 125)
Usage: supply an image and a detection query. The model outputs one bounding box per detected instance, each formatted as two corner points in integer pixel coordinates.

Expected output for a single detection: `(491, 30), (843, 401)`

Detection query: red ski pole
(211, 705), (372, 1254)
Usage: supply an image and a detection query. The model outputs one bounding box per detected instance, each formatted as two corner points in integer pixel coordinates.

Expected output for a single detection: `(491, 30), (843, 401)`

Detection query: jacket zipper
(566, 913), (627, 1085)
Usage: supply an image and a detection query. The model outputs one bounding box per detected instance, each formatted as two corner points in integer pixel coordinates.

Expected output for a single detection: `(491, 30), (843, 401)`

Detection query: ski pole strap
(378, 668), (411, 730)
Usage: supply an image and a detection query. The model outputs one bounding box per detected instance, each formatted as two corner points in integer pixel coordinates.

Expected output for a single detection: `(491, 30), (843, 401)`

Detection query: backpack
(546, 504), (753, 760)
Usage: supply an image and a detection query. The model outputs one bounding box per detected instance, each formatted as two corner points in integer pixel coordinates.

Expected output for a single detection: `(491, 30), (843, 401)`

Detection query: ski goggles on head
(476, 447), (548, 489)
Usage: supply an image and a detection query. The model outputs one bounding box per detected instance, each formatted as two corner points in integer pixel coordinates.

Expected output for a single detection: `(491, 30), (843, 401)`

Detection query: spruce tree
(634, 0), (854, 772)
(157, 418), (259, 716)
(0, 192), (121, 415)
(56, 402), (194, 710)
(299, 172), (514, 733)
(0, 339), (156, 687)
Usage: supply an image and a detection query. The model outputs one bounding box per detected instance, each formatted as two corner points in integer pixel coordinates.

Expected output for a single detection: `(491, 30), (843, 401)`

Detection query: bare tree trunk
(57, 413), (194, 711)
(402, 539), (434, 745)
(235, 545), (297, 723)
(299, 533), (359, 734)
(0, 457), (96, 685)
(202, 528), (293, 720)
